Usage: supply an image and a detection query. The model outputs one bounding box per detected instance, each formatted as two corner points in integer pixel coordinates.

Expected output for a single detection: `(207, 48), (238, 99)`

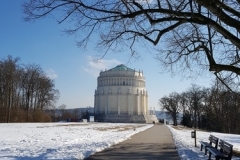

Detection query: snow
(0, 123), (152, 160)
(168, 125), (240, 160)
(0, 123), (240, 160)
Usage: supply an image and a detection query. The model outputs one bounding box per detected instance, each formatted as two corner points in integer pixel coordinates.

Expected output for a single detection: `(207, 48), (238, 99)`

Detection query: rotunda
(94, 64), (158, 123)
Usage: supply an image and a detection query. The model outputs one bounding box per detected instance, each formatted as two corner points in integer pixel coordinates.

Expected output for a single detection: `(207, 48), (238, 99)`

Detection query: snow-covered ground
(0, 123), (240, 160)
(168, 125), (240, 160)
(0, 123), (152, 160)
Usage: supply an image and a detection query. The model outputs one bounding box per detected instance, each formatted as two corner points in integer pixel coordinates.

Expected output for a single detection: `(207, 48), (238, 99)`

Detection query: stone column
(135, 94), (138, 115)
(99, 94), (102, 114)
(105, 105), (107, 114)
(138, 95), (141, 115)
(105, 94), (108, 114)
(128, 93), (133, 115)
(94, 94), (97, 114)
(141, 94), (144, 115)
(127, 93), (129, 114)
(142, 95), (146, 115)
(146, 94), (148, 115)
(117, 94), (120, 114)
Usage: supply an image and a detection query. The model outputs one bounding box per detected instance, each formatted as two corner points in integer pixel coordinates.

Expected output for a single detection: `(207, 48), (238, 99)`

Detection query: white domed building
(94, 64), (158, 123)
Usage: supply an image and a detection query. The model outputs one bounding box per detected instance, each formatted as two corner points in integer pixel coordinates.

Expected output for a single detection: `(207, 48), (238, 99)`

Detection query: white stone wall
(94, 67), (149, 115)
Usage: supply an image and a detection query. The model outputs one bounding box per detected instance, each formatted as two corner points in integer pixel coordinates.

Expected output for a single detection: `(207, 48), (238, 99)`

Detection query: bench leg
(200, 144), (203, 151)
(204, 148), (208, 155)
(208, 152), (212, 160)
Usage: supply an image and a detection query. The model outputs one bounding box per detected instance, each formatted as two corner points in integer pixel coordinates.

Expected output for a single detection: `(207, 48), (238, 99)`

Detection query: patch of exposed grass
(92, 125), (147, 132)
(37, 123), (89, 128)
(233, 150), (240, 157)
(116, 125), (146, 132)
(56, 123), (89, 127)
(171, 126), (192, 130)
(171, 125), (207, 132)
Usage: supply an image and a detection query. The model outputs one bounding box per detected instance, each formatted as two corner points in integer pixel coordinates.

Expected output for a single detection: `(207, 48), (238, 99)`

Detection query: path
(85, 124), (180, 160)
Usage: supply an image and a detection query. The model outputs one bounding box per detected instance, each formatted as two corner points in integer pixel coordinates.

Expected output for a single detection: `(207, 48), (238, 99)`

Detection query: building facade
(94, 64), (158, 123)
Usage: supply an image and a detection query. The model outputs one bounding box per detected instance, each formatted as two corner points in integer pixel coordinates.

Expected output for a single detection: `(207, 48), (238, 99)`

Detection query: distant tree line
(47, 104), (92, 122)
(160, 81), (240, 134)
(0, 56), (59, 122)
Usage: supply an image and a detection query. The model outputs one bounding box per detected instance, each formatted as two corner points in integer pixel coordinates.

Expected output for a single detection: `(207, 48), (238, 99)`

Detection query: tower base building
(94, 64), (158, 123)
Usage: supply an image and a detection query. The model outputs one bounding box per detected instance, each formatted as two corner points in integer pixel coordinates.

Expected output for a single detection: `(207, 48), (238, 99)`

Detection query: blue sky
(0, 1), (213, 110)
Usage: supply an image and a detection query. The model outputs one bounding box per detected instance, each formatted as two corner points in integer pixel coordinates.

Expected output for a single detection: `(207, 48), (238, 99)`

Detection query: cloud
(82, 56), (122, 77)
(46, 69), (58, 79)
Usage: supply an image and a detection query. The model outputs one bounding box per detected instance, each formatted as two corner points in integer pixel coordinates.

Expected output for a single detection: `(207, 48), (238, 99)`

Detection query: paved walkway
(85, 124), (180, 160)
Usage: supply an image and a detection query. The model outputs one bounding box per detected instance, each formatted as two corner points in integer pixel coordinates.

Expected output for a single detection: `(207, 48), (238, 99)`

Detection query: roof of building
(108, 64), (134, 71)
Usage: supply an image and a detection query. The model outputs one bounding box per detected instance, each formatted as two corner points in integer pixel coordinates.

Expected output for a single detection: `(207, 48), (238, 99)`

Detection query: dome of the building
(108, 64), (134, 71)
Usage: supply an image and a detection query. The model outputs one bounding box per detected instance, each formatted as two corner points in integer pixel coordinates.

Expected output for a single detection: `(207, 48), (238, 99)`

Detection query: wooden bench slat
(206, 139), (233, 160)
(199, 134), (219, 155)
(208, 147), (224, 156)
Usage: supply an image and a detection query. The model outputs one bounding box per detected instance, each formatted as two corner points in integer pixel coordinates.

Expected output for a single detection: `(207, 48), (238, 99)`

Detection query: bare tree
(159, 92), (181, 126)
(0, 56), (21, 122)
(206, 79), (240, 133)
(23, 0), (240, 90)
(0, 56), (59, 122)
(21, 64), (43, 121)
(37, 76), (59, 110)
(158, 80), (240, 133)
(179, 92), (194, 127)
(185, 84), (206, 129)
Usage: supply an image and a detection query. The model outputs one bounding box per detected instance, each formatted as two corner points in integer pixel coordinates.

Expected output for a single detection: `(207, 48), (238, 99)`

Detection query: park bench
(199, 134), (219, 155)
(206, 139), (233, 160)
